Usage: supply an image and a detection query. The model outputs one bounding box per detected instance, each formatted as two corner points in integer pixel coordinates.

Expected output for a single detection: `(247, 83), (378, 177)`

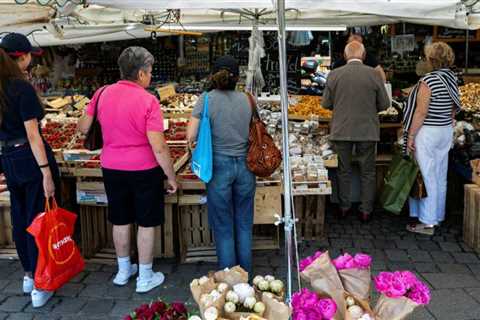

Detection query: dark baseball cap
(213, 55), (239, 76)
(0, 33), (43, 57)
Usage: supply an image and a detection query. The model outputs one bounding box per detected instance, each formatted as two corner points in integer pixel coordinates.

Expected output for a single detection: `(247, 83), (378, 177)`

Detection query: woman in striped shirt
(405, 42), (461, 235)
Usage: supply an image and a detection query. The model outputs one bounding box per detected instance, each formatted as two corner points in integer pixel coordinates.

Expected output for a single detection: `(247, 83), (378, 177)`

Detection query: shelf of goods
(463, 184), (480, 255)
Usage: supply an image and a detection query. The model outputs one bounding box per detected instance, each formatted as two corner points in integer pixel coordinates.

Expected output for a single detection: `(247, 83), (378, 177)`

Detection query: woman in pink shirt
(79, 47), (177, 293)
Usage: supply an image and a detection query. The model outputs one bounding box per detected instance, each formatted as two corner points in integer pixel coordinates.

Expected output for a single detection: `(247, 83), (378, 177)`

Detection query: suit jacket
(322, 60), (390, 142)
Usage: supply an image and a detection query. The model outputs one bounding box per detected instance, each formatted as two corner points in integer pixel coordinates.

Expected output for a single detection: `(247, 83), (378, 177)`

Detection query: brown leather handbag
(245, 93), (282, 177)
(410, 171), (427, 199)
(84, 86), (107, 151)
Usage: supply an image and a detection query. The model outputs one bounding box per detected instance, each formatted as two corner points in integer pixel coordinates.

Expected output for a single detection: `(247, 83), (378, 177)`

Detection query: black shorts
(102, 167), (165, 227)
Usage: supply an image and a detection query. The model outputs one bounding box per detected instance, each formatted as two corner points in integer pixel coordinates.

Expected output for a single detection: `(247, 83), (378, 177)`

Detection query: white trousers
(409, 125), (453, 225)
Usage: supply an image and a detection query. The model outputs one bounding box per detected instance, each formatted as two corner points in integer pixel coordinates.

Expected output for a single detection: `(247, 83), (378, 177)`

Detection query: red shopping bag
(27, 199), (85, 291)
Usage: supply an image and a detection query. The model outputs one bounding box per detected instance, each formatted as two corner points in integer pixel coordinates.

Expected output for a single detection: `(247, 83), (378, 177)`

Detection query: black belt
(0, 138), (29, 150)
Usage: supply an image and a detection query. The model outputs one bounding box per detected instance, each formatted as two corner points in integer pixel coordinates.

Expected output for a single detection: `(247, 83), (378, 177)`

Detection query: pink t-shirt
(86, 81), (164, 171)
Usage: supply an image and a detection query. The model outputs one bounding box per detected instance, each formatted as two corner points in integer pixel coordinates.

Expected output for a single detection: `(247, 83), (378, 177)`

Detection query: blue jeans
(207, 154), (256, 273)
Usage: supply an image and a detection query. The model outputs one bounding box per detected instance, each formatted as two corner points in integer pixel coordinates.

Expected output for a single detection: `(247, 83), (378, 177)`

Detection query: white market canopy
(0, 0), (479, 46)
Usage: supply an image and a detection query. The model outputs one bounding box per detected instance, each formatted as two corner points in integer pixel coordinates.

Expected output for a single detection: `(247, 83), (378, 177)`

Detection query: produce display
(460, 83), (480, 113)
(165, 119), (188, 142)
(289, 95), (332, 119)
(43, 95), (90, 118)
(162, 94), (199, 113)
(41, 120), (77, 150)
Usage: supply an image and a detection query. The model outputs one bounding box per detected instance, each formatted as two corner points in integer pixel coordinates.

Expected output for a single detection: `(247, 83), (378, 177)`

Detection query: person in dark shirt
(0, 33), (59, 308)
(332, 33), (386, 82)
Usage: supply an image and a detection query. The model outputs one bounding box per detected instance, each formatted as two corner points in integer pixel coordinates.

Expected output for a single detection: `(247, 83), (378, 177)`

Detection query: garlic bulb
(210, 290), (221, 301)
(348, 305), (364, 319)
(346, 296), (356, 307)
(204, 307), (218, 320)
(264, 275), (275, 282)
(244, 296), (257, 309)
(199, 276), (209, 285)
(253, 302), (266, 316)
(258, 280), (270, 291)
(226, 290), (239, 304)
(269, 280), (284, 293)
(233, 283), (255, 303)
(253, 275), (265, 286)
(191, 279), (199, 287)
(359, 315), (373, 320)
(224, 301), (236, 313)
(188, 316), (202, 320)
(217, 282), (229, 293)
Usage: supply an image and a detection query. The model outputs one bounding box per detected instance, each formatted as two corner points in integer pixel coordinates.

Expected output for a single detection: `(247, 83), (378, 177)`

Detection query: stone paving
(0, 210), (479, 319)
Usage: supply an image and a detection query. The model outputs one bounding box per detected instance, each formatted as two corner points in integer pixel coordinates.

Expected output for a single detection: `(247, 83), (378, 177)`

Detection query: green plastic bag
(379, 154), (419, 214)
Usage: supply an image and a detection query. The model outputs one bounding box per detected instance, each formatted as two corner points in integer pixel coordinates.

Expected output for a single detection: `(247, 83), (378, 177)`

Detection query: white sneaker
(113, 264), (138, 286)
(23, 276), (34, 294)
(136, 272), (165, 293)
(31, 289), (54, 308)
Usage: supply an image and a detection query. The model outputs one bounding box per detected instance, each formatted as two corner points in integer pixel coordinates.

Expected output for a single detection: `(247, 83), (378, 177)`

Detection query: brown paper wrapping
(214, 266), (249, 287)
(338, 268), (371, 301)
(300, 251), (346, 320)
(374, 295), (420, 320)
(343, 293), (374, 320)
(190, 278), (226, 319)
(254, 287), (285, 302)
(227, 313), (267, 320)
(262, 292), (291, 320)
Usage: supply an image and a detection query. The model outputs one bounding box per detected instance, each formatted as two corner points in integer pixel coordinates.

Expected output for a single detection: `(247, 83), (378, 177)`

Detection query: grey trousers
(334, 141), (377, 214)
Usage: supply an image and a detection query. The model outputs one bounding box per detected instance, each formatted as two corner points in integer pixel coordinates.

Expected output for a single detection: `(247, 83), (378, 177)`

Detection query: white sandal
(406, 223), (435, 236)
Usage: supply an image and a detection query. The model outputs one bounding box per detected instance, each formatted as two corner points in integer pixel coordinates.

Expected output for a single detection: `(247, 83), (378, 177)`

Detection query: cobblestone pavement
(0, 211), (479, 320)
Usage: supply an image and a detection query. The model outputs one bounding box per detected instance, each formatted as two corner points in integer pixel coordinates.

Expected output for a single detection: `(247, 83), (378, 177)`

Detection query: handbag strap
(92, 86), (108, 123)
(245, 92), (260, 121)
(202, 93), (209, 119)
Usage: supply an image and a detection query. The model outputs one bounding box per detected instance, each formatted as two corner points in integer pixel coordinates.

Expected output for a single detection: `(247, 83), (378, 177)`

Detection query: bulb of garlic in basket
(244, 296), (257, 309)
(200, 294), (214, 308)
(264, 275), (275, 282)
(253, 302), (266, 316)
(224, 301), (236, 314)
(257, 280), (270, 291)
(217, 283), (229, 294)
(188, 316), (202, 320)
(346, 296), (356, 307)
(204, 306), (218, 320)
(226, 290), (239, 304)
(359, 315), (374, 320)
(252, 275), (265, 287)
(198, 276), (209, 285)
(269, 280), (284, 294)
(348, 305), (364, 319)
(191, 279), (199, 287)
(233, 283), (255, 303)
(210, 290), (221, 301)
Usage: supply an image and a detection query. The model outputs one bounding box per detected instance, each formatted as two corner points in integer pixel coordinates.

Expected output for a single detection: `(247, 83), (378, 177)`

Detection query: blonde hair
(425, 42), (455, 70)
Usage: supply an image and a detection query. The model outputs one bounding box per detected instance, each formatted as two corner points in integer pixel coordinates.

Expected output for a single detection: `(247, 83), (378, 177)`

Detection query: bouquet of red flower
(124, 299), (189, 320)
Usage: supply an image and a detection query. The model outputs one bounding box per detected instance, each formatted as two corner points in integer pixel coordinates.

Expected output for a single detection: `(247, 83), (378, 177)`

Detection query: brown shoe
(359, 212), (372, 223)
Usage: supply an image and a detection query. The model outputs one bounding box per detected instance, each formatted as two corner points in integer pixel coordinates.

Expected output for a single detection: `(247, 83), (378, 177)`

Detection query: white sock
(117, 256), (131, 274)
(139, 263), (153, 280)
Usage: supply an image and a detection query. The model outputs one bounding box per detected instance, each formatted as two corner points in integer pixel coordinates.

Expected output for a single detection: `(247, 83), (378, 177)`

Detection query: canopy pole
(275, 0), (294, 303)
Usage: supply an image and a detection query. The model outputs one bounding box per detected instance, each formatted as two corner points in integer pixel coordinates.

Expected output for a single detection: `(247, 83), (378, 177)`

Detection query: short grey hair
(344, 41), (365, 60)
(117, 46), (154, 81)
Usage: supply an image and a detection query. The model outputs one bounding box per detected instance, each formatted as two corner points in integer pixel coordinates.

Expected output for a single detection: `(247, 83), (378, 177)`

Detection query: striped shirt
(422, 69), (459, 127)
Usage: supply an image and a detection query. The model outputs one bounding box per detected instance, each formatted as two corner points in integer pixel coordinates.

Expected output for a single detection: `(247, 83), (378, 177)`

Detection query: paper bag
(262, 292), (291, 320)
(338, 268), (371, 301)
(344, 293), (375, 320)
(301, 251), (346, 320)
(215, 266), (249, 287)
(374, 295), (419, 320)
(191, 278), (226, 319)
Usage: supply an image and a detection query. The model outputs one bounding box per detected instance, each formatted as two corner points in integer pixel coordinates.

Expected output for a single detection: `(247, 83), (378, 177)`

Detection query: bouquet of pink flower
(299, 251), (345, 320)
(333, 253), (372, 301)
(300, 251), (324, 272)
(373, 271), (431, 320)
(124, 299), (188, 320)
(292, 288), (337, 320)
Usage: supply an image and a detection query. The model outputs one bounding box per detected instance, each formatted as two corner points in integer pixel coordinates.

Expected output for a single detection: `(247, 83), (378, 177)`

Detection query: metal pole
(466, 28), (470, 74)
(275, 0), (294, 303)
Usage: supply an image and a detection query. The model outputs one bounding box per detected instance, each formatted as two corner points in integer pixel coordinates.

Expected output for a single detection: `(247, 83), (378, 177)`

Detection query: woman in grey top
(187, 56), (255, 273)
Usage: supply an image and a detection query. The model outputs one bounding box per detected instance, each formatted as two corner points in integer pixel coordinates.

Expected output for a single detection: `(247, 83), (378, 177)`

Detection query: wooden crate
(178, 186), (282, 263)
(463, 185), (480, 253)
(0, 198), (17, 259)
(79, 195), (176, 262)
(293, 195), (326, 241)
